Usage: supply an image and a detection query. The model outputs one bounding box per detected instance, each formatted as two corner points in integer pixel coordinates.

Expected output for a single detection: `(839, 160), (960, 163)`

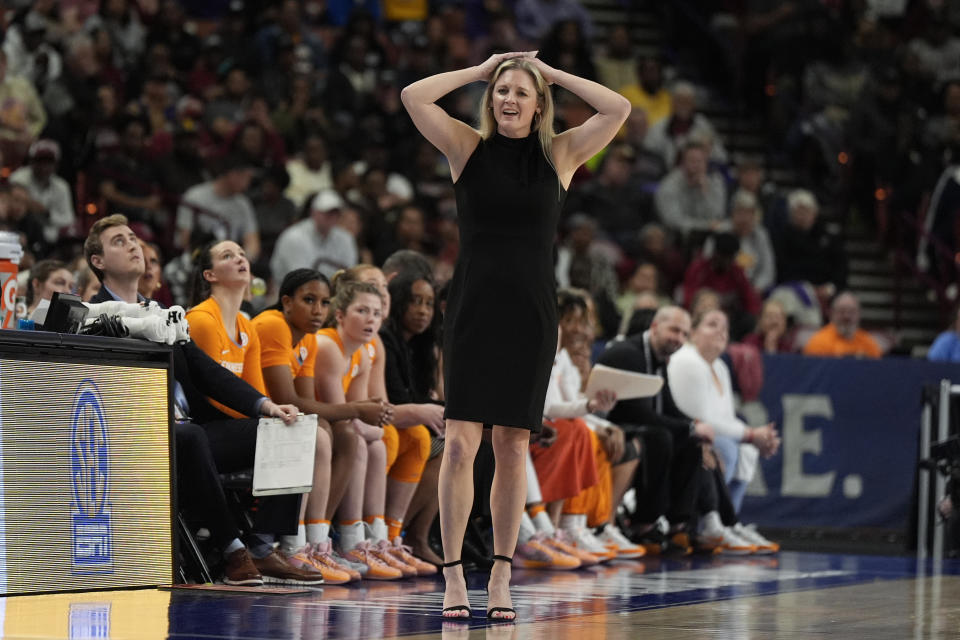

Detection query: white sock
(700, 511), (724, 535)
(306, 522), (330, 545)
(223, 538), (244, 558)
(367, 517), (388, 543)
(532, 511), (556, 536)
(338, 521), (366, 551)
(558, 513), (585, 533)
(518, 511), (537, 544)
(281, 524), (307, 553)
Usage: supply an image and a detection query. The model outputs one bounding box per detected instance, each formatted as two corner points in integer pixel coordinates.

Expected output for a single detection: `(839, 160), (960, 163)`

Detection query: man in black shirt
(598, 306), (714, 551)
(85, 214), (325, 586)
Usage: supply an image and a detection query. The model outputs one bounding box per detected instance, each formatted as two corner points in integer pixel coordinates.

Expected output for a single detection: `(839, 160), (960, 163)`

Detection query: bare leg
(304, 426), (333, 522)
(403, 455), (442, 565)
(385, 478), (417, 531)
(332, 433), (367, 522)
(546, 500), (564, 527)
(487, 425), (530, 619)
(609, 457), (640, 525)
(326, 420), (359, 518)
(439, 420), (483, 614)
(363, 439), (388, 523)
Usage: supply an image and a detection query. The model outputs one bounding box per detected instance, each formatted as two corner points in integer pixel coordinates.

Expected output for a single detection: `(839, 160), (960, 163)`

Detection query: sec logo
(72, 381), (109, 516)
(70, 379), (113, 573)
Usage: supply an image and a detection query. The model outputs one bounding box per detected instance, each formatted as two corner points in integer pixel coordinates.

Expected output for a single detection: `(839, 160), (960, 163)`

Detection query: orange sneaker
(312, 541), (362, 582)
(284, 546), (352, 585)
(344, 541), (403, 580)
(668, 531), (695, 556)
(310, 540), (363, 582)
(307, 542), (359, 583)
(545, 531), (600, 567)
(516, 536), (580, 570)
(373, 540), (417, 577)
(387, 537), (438, 576)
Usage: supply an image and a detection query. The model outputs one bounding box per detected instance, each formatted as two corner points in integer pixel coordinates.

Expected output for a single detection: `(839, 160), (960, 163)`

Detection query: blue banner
(738, 354), (960, 529)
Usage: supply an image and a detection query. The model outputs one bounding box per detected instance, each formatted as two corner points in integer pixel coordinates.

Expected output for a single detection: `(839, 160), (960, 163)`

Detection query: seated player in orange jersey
(321, 265), (439, 574)
(252, 269), (394, 582)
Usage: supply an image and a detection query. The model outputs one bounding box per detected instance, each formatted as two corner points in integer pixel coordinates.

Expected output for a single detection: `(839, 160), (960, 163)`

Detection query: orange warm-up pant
(382, 423), (431, 483)
(563, 429), (613, 528)
(530, 417), (599, 503)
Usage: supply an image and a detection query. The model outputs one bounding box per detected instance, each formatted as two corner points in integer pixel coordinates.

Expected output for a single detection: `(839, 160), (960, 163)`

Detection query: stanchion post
(933, 380), (952, 562)
(919, 391), (933, 560)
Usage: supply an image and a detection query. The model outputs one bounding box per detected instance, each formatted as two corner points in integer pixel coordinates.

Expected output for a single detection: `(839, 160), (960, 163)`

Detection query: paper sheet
(253, 414), (318, 496)
(585, 363), (663, 401)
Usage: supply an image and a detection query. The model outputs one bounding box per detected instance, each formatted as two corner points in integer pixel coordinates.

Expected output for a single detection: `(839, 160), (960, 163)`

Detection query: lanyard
(642, 331), (663, 414)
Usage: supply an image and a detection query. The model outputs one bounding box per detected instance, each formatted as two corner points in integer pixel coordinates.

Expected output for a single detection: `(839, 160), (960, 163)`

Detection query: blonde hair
(330, 264), (381, 293)
(477, 58), (557, 174)
(325, 280), (384, 329)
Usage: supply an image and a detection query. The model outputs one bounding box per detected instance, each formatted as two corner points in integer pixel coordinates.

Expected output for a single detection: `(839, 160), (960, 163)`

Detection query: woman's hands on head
(476, 51), (538, 81)
(527, 56), (557, 85)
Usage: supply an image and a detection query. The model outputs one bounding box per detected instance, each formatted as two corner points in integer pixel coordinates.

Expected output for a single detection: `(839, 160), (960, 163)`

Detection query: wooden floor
(2, 552), (958, 639)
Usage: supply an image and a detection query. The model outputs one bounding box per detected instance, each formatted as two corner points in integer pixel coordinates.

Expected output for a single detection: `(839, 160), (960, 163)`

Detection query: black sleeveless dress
(443, 131), (566, 432)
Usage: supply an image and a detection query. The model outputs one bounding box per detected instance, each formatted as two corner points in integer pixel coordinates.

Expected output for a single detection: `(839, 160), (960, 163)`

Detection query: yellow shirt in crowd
(617, 85), (672, 126)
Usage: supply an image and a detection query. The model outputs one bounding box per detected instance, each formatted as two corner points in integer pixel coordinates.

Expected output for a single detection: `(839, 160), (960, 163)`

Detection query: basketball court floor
(3, 551), (958, 639)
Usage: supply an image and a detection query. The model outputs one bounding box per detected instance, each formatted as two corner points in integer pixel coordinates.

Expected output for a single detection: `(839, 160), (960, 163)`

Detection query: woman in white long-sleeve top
(667, 309), (779, 509)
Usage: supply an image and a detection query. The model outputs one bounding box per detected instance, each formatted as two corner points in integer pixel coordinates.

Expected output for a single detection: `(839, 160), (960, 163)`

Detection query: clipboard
(585, 363), (663, 400)
(252, 414), (318, 496)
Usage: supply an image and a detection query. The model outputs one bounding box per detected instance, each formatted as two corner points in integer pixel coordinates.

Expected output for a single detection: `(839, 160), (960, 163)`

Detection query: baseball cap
(311, 190), (345, 213)
(28, 139), (60, 162)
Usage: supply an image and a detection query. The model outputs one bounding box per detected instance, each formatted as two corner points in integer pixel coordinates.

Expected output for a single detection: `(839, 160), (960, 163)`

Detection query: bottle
(251, 277), (267, 298)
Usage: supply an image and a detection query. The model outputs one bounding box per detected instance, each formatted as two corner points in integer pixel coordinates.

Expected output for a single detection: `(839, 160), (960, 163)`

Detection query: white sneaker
(699, 512), (755, 555)
(564, 526), (616, 561)
(732, 523), (779, 554)
(714, 527), (756, 555)
(596, 524), (645, 559)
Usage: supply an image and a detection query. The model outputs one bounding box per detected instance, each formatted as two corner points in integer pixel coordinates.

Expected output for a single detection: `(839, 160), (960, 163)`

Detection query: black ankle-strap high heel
(486, 555), (516, 621)
(441, 559), (472, 620)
